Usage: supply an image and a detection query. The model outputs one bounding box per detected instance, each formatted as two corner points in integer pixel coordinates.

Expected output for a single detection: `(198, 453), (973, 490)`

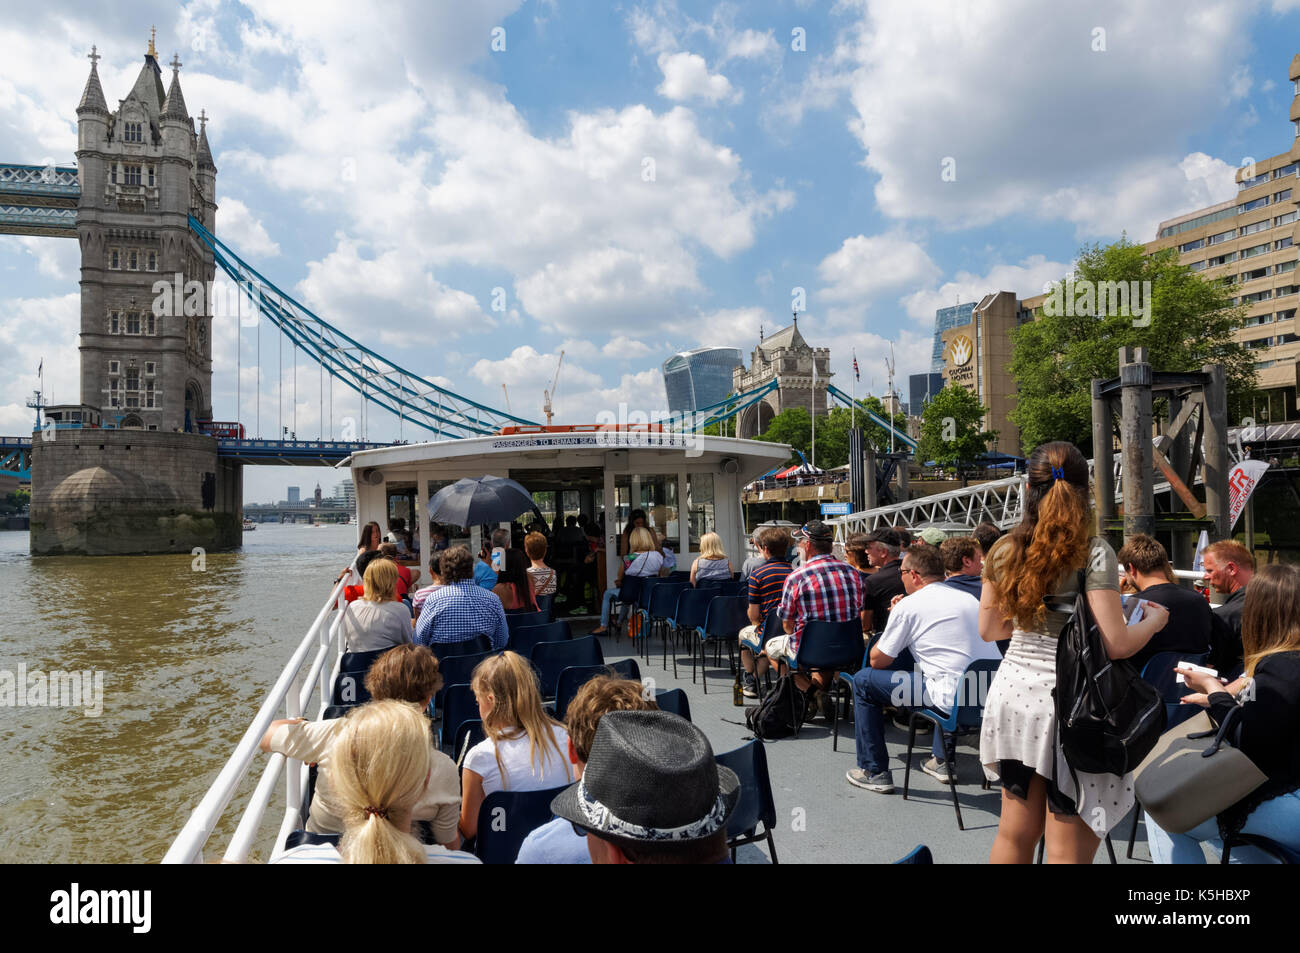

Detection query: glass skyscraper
(662, 347), (744, 414)
(932, 301), (975, 372)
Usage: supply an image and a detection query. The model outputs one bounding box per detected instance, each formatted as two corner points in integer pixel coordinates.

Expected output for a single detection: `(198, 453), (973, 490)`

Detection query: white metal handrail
(162, 573), (350, 864)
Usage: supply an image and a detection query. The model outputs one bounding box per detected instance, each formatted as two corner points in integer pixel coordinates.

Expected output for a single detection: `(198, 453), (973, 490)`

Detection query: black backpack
(745, 674), (806, 740)
(1053, 571), (1166, 775)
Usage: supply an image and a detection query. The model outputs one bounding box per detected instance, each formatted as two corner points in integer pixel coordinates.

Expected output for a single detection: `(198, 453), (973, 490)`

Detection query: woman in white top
(690, 531), (732, 585)
(459, 651), (572, 840)
(592, 527), (664, 636)
(273, 700), (479, 864)
(339, 558), (414, 653)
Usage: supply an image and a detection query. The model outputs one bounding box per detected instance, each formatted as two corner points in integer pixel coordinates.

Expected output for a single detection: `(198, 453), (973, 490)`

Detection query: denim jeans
(599, 587), (620, 628)
(851, 665), (945, 774)
(1145, 790), (1300, 864)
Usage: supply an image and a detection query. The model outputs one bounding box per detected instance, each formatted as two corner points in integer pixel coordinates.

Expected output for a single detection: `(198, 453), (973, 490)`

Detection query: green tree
(916, 384), (998, 472)
(756, 406), (811, 463)
(1010, 237), (1255, 455)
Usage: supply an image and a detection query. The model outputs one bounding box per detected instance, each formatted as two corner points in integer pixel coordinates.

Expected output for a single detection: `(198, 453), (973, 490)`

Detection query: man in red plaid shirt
(763, 520), (864, 716)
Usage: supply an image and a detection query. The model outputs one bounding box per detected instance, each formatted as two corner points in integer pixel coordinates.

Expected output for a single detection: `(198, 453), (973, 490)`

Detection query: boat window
(687, 472), (715, 551)
(613, 473), (679, 556)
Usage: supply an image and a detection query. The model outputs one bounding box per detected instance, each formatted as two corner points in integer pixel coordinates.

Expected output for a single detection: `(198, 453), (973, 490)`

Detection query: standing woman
(459, 652), (572, 840)
(978, 441), (1169, 864)
(493, 548), (539, 612)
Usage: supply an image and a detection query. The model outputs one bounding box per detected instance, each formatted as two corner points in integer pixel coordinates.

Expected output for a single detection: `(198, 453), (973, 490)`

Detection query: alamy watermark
(1041, 277), (1153, 326)
(1, 664), (104, 717)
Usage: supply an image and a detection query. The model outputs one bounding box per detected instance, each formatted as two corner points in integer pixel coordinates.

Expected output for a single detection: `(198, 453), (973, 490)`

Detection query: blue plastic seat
(1221, 833), (1300, 864)
(509, 621), (571, 659)
(668, 588), (717, 680)
(339, 647), (388, 674)
(531, 636), (604, 700)
(439, 683), (478, 751)
(474, 785), (571, 864)
(282, 830), (340, 851)
(642, 581), (688, 665)
(330, 669), (371, 707)
(322, 703), (359, 720)
(534, 594), (554, 622)
(690, 595), (749, 693)
(790, 619), (866, 738)
(552, 659), (643, 721)
(715, 740), (779, 863)
(901, 657), (1002, 831)
(451, 718), (486, 769)
(506, 609), (548, 633)
(612, 575), (644, 638)
(434, 650), (492, 714)
(653, 687), (692, 722)
(430, 635), (491, 664)
(893, 844), (933, 864)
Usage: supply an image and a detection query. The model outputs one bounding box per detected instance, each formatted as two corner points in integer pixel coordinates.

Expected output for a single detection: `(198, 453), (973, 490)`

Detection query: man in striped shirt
(737, 527), (794, 697)
(767, 521), (864, 710)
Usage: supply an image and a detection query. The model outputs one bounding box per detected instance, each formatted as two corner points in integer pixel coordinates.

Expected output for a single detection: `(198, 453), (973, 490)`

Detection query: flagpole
(851, 349), (856, 432)
(811, 352), (816, 469)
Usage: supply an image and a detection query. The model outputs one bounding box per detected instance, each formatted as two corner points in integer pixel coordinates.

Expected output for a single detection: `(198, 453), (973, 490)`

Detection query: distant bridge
(0, 433), (393, 474)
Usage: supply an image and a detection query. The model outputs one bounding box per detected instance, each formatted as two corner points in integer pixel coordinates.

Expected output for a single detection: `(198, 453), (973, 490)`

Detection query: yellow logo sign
(946, 334), (973, 367)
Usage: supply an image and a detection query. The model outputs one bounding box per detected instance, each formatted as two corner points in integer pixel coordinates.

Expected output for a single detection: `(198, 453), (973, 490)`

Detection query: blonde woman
(690, 531), (732, 585)
(979, 442), (1169, 864)
(592, 526), (664, 636)
(459, 652), (572, 840)
(338, 558), (413, 653)
(273, 700), (479, 864)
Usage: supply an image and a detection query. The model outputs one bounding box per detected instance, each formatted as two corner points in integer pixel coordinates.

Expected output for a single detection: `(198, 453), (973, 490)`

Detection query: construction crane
(543, 350), (565, 425)
(502, 384), (511, 414)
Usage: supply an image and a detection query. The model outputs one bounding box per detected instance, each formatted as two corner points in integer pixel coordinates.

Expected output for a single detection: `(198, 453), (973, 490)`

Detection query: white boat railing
(162, 572), (352, 864)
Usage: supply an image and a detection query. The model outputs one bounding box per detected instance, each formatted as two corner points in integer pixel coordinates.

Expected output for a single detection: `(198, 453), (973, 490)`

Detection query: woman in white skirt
(978, 441), (1169, 863)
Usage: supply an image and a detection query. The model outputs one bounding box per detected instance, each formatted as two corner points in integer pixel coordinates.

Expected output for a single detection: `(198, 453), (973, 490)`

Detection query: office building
(1145, 52), (1300, 422)
(908, 372), (944, 416)
(932, 301), (975, 373)
(662, 346), (744, 415)
(287, 486), (300, 504)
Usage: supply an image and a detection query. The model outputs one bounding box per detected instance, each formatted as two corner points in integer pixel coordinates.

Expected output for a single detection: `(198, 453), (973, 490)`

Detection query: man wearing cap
(765, 520), (865, 715)
(551, 709), (739, 864)
(861, 528), (906, 634)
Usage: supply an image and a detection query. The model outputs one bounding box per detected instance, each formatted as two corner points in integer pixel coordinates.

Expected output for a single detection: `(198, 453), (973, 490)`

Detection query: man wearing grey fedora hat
(550, 709), (740, 864)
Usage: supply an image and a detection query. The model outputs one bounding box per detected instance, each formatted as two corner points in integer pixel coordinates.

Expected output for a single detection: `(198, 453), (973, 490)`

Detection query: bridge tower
(75, 36), (217, 432)
(30, 34), (238, 556)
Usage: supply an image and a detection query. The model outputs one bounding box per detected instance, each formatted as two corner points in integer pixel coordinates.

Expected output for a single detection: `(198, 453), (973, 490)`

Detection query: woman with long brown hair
(459, 652), (572, 840)
(1146, 563), (1300, 862)
(492, 548), (538, 612)
(978, 441), (1169, 864)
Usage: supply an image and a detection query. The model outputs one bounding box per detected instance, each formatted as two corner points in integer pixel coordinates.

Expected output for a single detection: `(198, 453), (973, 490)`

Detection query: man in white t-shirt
(845, 544), (1000, 794)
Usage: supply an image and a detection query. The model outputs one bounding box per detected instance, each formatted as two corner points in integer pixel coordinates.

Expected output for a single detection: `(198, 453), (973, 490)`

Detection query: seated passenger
(493, 548), (539, 612)
(260, 645), (460, 847)
(515, 675), (658, 864)
(737, 527), (793, 697)
(1116, 533), (1211, 677)
(592, 528), (664, 637)
(524, 531), (558, 598)
(550, 710), (738, 865)
(690, 532), (733, 585)
(414, 546), (509, 651)
(272, 700), (479, 864)
(378, 541), (419, 598)
(411, 553), (444, 614)
(338, 558), (413, 653)
(459, 652), (573, 840)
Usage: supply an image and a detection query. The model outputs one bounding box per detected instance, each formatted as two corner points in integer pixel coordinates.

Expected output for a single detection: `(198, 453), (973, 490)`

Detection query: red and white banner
(1228, 459), (1270, 529)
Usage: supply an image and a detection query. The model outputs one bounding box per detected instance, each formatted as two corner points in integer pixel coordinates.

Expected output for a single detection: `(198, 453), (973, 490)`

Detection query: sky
(2, 0), (1300, 501)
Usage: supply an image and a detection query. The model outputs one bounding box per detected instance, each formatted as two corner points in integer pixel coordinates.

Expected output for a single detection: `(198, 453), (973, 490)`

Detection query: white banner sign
(1228, 459), (1269, 529)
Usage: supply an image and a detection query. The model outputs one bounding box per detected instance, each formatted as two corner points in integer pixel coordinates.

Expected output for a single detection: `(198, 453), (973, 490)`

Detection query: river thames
(0, 523), (356, 863)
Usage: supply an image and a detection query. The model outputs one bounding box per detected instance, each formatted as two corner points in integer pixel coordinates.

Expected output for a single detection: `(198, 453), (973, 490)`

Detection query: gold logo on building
(946, 334), (973, 367)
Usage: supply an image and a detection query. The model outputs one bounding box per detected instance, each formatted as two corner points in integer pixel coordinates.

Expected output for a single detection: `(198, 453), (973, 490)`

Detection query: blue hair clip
(1051, 466), (1065, 481)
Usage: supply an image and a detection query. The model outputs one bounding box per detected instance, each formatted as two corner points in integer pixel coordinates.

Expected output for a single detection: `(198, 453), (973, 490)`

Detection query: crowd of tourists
(277, 438), (1297, 864)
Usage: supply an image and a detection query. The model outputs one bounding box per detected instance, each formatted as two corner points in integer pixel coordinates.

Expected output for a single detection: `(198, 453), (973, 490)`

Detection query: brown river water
(0, 523), (355, 863)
